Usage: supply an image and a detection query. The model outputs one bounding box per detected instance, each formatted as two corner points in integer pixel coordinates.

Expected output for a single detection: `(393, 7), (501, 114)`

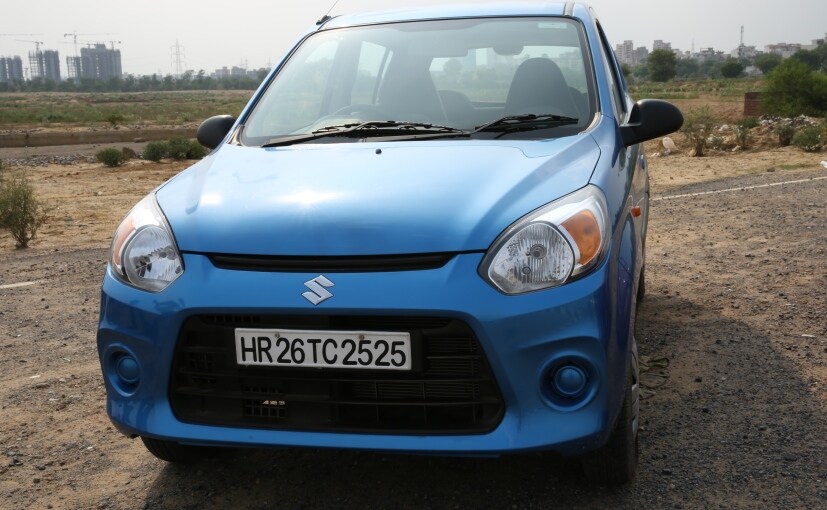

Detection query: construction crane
(77, 39), (122, 51)
(63, 32), (115, 80)
(15, 39), (44, 52)
(63, 31), (115, 59)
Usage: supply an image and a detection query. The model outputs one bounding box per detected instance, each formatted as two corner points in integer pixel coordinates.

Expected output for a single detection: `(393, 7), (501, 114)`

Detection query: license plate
(234, 328), (412, 370)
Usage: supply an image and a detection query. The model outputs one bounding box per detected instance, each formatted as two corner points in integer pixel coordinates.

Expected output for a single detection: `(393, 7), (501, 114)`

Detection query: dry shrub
(681, 106), (718, 157)
(0, 171), (49, 248)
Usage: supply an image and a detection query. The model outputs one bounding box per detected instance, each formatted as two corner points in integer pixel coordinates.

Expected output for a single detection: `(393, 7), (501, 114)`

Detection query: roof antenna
(317, 0), (341, 25)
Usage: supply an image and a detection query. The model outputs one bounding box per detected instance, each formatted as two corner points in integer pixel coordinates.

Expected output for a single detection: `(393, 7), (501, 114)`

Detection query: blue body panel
(97, 2), (649, 458)
(99, 251), (624, 455)
(156, 137), (600, 256)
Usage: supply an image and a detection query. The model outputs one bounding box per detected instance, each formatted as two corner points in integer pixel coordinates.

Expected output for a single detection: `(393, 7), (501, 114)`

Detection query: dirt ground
(0, 142), (825, 509)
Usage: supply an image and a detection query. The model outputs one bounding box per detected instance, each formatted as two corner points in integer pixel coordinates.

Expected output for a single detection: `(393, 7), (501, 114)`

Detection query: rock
(767, 167), (776, 172)
(820, 161), (827, 169)
(133, 137), (146, 143)
(732, 146), (741, 152)
(662, 137), (678, 152)
(688, 148), (697, 157)
(121, 147), (138, 159)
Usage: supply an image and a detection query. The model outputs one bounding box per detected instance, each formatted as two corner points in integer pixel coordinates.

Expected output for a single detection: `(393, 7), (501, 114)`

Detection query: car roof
(322, 2), (588, 30)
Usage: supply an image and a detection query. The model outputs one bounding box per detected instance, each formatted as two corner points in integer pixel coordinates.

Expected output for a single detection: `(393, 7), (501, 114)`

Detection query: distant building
(764, 43), (802, 58)
(212, 66), (268, 80)
(615, 40), (649, 65)
(732, 45), (759, 60)
(0, 56), (24, 83)
(29, 49), (61, 81)
(212, 66), (230, 80)
(653, 40), (672, 52)
(633, 46), (650, 64)
(43, 50), (61, 81)
(695, 47), (727, 63)
(66, 56), (81, 80)
(615, 40), (634, 64)
(803, 33), (826, 50)
(79, 44), (122, 80)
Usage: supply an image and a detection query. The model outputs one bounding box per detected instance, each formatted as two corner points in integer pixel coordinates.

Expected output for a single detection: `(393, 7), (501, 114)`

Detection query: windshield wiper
(472, 114), (579, 136)
(261, 121), (466, 147)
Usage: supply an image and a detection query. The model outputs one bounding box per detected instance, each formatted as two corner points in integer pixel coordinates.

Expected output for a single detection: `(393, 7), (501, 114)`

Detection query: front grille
(208, 252), (456, 273)
(169, 315), (505, 434)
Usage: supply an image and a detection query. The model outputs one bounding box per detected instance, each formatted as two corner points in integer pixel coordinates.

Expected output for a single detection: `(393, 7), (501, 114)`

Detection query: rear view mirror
(620, 100), (683, 147)
(197, 115), (237, 150)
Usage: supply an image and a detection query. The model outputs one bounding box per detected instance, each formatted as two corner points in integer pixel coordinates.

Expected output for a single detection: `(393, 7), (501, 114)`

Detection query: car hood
(156, 137), (600, 256)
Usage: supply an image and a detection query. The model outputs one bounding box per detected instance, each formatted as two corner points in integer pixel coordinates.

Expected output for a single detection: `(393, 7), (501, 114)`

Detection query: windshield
(241, 17), (596, 146)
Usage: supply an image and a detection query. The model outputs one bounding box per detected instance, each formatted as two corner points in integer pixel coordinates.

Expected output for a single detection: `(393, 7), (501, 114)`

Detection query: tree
(720, 59), (744, 78)
(755, 53), (782, 75)
(647, 49), (677, 82)
(675, 58), (700, 78)
(790, 49), (821, 72)
(762, 59), (827, 117)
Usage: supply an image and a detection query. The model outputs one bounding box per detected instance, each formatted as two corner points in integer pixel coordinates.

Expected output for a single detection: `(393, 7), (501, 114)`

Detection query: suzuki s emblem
(302, 275), (335, 305)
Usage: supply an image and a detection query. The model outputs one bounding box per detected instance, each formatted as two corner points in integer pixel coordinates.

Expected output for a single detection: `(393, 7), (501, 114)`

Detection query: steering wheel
(331, 104), (387, 117)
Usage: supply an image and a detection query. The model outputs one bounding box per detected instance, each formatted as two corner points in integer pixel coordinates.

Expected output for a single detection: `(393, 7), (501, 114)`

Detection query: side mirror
(196, 115), (237, 150)
(620, 99), (683, 147)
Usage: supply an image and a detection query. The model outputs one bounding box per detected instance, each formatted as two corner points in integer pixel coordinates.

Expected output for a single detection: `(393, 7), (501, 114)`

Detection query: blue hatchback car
(97, 2), (682, 483)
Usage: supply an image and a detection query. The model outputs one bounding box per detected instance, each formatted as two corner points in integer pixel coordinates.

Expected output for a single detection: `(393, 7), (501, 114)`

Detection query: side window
(351, 42), (392, 104)
(595, 21), (626, 119)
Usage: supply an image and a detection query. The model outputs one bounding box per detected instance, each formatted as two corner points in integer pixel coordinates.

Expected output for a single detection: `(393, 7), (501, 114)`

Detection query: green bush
(143, 141), (168, 162)
(142, 139), (206, 162)
(734, 117), (759, 149)
(166, 138), (191, 160)
(720, 59), (744, 79)
(106, 113), (125, 128)
(776, 124), (795, 147)
(185, 139), (207, 159)
(681, 106), (717, 157)
(762, 60), (827, 117)
(792, 126), (823, 152)
(96, 148), (127, 167)
(0, 171), (49, 248)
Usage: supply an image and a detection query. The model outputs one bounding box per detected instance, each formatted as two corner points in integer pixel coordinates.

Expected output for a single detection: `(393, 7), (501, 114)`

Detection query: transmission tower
(171, 40), (186, 77)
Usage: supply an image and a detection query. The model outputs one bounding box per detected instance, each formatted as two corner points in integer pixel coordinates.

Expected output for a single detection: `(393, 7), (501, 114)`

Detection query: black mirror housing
(197, 115), (237, 150)
(620, 99), (683, 147)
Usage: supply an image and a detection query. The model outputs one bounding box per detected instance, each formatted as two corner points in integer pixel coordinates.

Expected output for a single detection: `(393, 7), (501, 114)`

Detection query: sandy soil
(0, 144), (825, 509)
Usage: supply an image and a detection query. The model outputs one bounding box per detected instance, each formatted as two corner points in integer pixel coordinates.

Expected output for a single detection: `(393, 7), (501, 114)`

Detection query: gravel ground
(0, 148), (825, 509)
(0, 142), (150, 168)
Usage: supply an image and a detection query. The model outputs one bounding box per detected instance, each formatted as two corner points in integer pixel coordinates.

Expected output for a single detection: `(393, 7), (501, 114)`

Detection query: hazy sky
(1, 0), (824, 76)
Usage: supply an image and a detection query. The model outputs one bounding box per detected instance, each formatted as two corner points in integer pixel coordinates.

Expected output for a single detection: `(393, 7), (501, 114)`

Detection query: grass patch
(0, 91), (251, 128)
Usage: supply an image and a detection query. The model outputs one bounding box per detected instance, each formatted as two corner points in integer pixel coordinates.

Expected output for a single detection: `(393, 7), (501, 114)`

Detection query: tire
(580, 336), (640, 484)
(140, 436), (217, 464)
(636, 264), (646, 306)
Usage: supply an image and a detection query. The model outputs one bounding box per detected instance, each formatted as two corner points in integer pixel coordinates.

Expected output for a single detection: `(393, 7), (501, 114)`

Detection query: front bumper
(97, 251), (632, 456)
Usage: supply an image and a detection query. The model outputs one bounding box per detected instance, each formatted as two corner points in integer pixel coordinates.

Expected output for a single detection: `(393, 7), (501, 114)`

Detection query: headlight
(480, 185), (610, 294)
(109, 194), (183, 292)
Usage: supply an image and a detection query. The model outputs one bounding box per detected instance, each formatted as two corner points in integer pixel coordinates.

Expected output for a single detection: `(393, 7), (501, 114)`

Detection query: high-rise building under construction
(0, 56), (24, 83)
(80, 44), (122, 80)
(29, 49), (61, 81)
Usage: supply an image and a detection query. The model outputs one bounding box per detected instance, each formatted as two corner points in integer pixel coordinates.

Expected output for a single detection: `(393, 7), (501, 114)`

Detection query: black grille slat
(208, 253), (456, 273)
(169, 315), (504, 434)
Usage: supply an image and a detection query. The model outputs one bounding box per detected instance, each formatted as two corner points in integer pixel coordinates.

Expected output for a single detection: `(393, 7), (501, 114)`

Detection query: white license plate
(234, 328), (412, 370)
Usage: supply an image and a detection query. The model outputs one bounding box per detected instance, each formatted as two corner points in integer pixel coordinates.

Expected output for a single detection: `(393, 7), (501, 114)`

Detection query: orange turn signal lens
(561, 210), (601, 266)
